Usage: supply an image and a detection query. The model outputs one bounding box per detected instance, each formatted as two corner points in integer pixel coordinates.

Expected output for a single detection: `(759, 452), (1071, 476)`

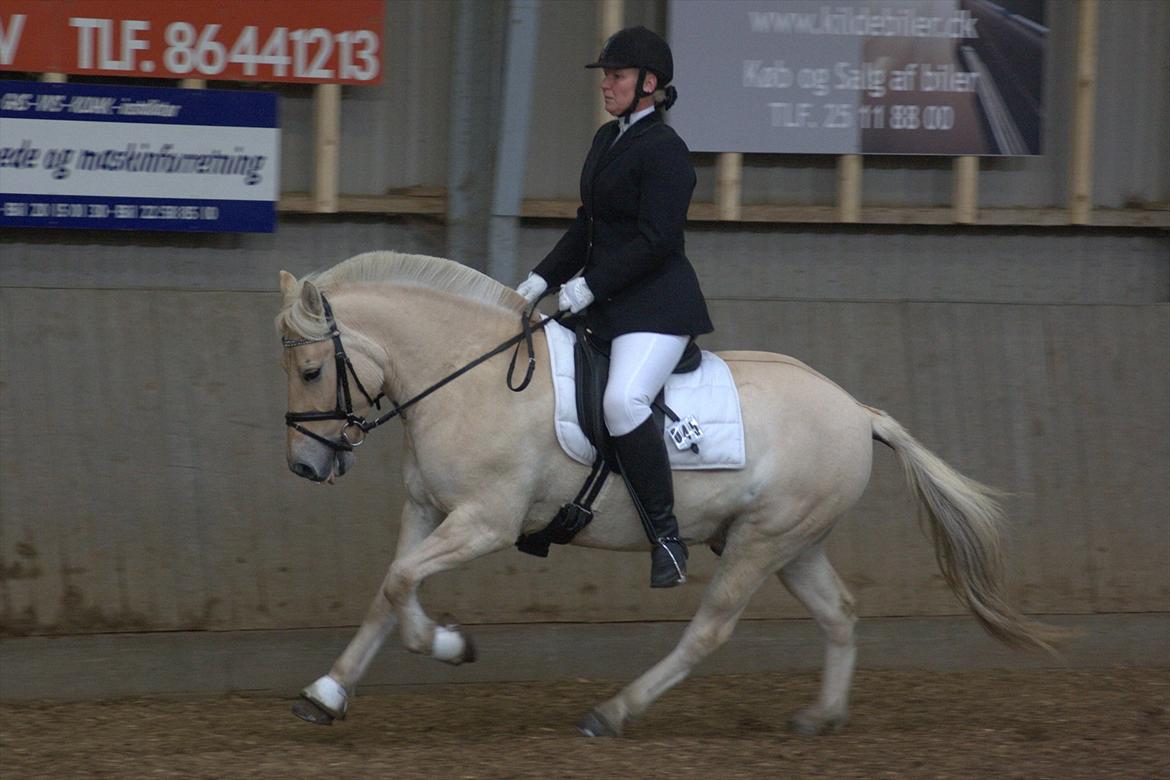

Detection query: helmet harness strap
(620, 67), (651, 119)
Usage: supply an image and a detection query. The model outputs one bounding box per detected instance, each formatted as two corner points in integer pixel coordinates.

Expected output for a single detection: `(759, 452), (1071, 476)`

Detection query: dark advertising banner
(1, 80), (279, 232)
(668, 0), (1045, 155)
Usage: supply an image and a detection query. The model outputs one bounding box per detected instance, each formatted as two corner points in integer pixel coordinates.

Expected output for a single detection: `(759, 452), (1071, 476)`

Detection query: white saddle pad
(543, 318), (746, 470)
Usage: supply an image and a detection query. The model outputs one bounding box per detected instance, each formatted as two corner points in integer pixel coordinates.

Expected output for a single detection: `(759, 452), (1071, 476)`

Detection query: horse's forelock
(276, 274), (331, 341)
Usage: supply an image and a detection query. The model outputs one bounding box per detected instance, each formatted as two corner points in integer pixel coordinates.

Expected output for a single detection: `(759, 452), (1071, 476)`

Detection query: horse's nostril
(290, 461), (320, 481)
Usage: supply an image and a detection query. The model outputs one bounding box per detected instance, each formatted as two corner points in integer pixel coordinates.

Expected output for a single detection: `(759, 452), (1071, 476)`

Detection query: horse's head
(277, 270), (385, 483)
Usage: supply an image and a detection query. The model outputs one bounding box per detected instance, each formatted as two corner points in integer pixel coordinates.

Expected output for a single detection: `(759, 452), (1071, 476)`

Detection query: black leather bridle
(282, 295), (387, 451)
(283, 292), (563, 452)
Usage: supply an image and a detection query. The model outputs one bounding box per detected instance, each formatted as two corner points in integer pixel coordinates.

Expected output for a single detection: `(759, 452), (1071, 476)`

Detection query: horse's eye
(302, 367), (322, 382)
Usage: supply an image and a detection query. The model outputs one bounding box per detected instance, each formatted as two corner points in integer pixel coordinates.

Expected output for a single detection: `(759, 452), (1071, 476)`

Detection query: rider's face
(601, 67), (656, 117)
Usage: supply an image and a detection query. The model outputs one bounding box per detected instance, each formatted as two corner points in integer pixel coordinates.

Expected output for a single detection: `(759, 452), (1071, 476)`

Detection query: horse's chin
(332, 451), (355, 481)
(318, 451), (355, 484)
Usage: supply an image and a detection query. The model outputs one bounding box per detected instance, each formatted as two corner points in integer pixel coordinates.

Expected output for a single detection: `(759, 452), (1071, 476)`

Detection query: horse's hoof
(787, 710), (847, 736)
(433, 623), (477, 665)
(292, 696), (335, 726)
(461, 632), (478, 664)
(576, 709), (621, 738)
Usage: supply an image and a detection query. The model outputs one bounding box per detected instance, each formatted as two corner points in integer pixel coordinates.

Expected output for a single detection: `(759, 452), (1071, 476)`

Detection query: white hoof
(431, 625), (476, 665)
(301, 675), (348, 720)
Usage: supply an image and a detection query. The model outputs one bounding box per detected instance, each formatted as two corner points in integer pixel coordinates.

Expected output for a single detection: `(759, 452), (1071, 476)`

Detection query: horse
(276, 250), (1060, 736)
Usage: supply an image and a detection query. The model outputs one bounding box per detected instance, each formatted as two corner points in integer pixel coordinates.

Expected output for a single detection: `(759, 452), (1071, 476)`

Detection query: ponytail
(660, 85), (678, 111)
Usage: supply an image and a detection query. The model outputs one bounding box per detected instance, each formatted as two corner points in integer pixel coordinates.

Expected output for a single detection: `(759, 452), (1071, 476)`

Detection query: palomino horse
(277, 251), (1058, 736)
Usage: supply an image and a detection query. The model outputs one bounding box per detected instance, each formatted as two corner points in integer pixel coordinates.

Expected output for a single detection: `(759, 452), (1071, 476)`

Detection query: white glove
(515, 272), (548, 304)
(558, 277), (595, 313)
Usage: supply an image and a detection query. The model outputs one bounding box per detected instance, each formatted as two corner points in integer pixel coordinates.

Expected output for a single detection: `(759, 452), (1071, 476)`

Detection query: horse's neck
(342, 285), (528, 414)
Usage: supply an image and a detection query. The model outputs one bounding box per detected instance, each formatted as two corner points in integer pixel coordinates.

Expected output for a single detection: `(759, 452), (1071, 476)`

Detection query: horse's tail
(866, 406), (1067, 654)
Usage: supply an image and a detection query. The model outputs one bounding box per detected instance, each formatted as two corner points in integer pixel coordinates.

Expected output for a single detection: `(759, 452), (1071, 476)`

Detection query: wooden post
(1069, 0), (1098, 225)
(313, 83), (341, 214)
(836, 154), (861, 223)
(179, 79), (206, 89)
(716, 153), (743, 221)
(952, 156), (979, 224)
(594, 0), (623, 128)
(41, 73), (66, 83)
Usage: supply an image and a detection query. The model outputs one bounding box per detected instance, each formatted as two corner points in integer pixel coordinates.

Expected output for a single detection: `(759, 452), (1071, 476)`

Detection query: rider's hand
(558, 277), (595, 313)
(515, 273), (548, 304)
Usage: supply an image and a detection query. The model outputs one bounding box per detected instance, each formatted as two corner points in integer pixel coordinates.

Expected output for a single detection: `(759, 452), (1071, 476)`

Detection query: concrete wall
(2, 221), (1166, 635)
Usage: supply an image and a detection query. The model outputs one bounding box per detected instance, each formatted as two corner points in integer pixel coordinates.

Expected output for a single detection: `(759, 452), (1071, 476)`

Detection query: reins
(284, 291), (563, 451)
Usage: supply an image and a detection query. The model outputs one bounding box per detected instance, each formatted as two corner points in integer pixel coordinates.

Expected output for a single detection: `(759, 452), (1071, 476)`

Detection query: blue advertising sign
(0, 79), (279, 232)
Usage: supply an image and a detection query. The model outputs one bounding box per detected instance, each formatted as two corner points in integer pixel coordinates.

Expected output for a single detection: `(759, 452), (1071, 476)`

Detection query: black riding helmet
(586, 26), (677, 117)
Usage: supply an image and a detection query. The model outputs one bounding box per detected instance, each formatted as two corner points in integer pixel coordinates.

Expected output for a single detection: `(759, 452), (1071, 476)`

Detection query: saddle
(516, 318), (700, 558)
(572, 322), (702, 465)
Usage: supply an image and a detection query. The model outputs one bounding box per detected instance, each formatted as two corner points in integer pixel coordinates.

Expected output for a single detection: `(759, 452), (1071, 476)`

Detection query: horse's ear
(300, 279), (324, 316)
(279, 270), (297, 299)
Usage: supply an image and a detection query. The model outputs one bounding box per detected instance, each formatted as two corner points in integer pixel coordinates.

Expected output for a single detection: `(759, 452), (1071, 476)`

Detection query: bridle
(283, 292), (563, 452)
(282, 295), (386, 451)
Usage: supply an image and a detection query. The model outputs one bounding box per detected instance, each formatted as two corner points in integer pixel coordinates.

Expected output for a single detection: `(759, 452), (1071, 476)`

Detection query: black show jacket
(533, 112), (713, 341)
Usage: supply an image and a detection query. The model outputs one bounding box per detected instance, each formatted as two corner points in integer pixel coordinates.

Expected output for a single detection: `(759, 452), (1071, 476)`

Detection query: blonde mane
(277, 250), (528, 339)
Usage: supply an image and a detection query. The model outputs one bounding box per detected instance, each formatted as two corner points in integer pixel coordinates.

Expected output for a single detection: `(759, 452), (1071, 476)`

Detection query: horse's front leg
(384, 501), (518, 664)
(294, 498), (442, 725)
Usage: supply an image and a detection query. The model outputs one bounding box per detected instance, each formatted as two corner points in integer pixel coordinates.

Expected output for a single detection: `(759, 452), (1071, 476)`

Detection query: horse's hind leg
(294, 499), (442, 724)
(778, 544), (857, 734)
(579, 521), (802, 738)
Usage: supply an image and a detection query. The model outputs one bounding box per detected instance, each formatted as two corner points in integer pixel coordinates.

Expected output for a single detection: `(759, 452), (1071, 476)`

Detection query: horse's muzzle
(289, 450), (353, 483)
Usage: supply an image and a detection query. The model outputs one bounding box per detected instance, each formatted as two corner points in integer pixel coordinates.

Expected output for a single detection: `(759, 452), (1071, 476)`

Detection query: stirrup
(650, 537), (687, 588)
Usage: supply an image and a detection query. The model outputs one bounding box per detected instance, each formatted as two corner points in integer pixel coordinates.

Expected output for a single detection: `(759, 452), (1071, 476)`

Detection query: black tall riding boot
(611, 416), (688, 588)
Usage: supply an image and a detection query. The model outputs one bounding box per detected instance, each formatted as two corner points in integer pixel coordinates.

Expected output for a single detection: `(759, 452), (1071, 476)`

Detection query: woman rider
(516, 26), (713, 588)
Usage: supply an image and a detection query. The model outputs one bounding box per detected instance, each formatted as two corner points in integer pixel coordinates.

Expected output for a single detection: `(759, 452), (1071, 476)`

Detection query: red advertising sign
(0, 1), (384, 84)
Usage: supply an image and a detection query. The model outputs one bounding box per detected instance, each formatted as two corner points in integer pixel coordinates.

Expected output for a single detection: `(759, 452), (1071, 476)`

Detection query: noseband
(283, 292), (564, 452)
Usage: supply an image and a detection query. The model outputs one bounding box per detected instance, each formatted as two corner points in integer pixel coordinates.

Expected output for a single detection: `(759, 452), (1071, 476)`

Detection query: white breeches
(602, 331), (690, 437)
